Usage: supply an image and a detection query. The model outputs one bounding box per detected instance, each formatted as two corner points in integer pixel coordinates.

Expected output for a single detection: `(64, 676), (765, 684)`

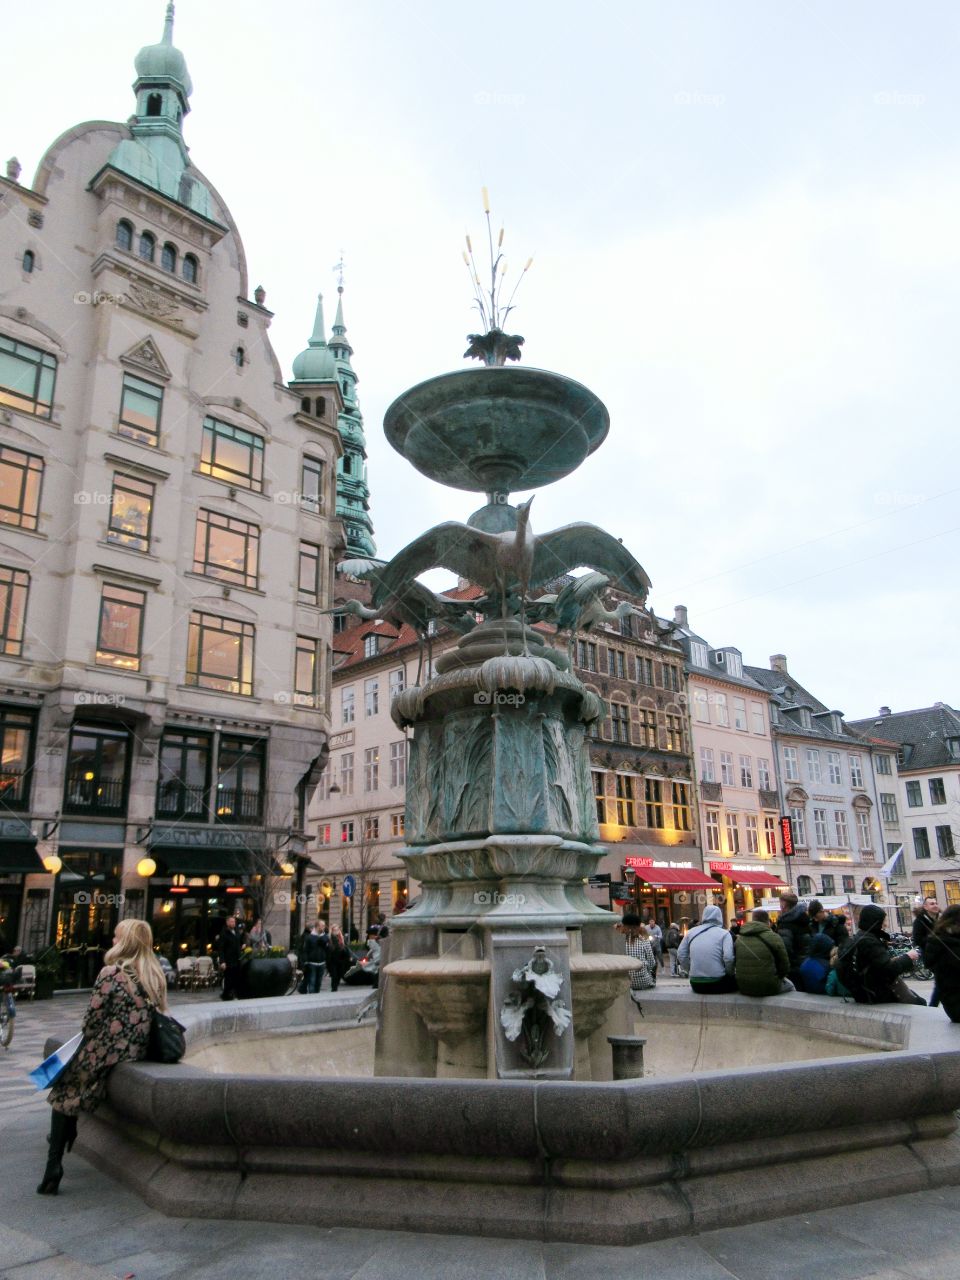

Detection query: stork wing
(531, 525), (651, 598)
(337, 557), (388, 582)
(373, 523), (497, 607)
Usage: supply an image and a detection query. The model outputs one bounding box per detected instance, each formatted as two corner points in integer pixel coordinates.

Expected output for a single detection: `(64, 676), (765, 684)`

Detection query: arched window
(300, 397), (311, 414)
(147, 92), (162, 117)
(796, 875), (813, 897)
(235, 346), (245, 368)
(22, 250), (34, 274)
(182, 254), (198, 284)
(139, 231), (156, 262)
(161, 243), (177, 273)
(116, 220), (133, 251)
(342, 455), (352, 475)
(315, 396), (326, 417)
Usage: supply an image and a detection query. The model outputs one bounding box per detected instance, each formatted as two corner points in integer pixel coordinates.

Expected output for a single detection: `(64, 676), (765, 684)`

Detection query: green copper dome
(135, 3), (193, 99)
(291, 295), (338, 383)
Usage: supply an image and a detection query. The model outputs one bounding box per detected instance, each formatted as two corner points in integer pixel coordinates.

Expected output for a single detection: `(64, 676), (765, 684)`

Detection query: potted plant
(33, 947), (63, 1000)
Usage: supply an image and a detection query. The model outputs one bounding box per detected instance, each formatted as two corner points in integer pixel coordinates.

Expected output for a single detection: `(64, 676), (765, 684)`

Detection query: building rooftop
(847, 704), (960, 771)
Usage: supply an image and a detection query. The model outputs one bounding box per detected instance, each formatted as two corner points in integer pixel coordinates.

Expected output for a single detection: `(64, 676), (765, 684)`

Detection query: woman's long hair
(104, 919), (167, 1010)
(933, 905), (960, 937)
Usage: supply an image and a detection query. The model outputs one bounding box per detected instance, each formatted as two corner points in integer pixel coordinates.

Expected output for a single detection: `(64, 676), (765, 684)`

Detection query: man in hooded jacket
(838, 905), (924, 1005)
(734, 909), (793, 996)
(676, 905), (736, 994)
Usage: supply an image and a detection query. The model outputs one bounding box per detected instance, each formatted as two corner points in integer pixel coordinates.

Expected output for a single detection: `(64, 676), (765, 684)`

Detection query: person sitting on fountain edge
(734, 909), (794, 997)
(676, 905), (736, 995)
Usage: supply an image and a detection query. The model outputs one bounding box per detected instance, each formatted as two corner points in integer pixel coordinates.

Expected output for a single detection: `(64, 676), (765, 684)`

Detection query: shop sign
(624, 856), (693, 869)
(779, 815), (795, 856)
(709, 862), (769, 874)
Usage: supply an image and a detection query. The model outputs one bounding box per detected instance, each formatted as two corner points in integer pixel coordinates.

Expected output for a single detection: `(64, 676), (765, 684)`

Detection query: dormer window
(726, 652), (742, 678)
(363, 634), (380, 659)
(138, 231), (156, 263)
(689, 641), (708, 668)
(799, 708), (812, 729)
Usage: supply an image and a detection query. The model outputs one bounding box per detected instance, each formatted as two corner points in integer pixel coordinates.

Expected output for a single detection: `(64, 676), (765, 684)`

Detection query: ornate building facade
(0, 9), (340, 974)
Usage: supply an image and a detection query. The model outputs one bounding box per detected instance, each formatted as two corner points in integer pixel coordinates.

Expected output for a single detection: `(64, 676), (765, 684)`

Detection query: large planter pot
(34, 973), (57, 1000)
(238, 957), (292, 999)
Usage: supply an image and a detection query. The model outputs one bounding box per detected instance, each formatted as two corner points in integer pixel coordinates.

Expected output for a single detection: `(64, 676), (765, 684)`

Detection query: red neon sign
(779, 816), (795, 857)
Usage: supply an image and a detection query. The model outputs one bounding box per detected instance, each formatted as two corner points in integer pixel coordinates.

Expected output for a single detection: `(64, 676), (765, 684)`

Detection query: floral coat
(49, 963), (152, 1116)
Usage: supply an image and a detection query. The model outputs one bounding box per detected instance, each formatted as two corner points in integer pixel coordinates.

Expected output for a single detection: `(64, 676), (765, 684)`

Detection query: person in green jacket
(734, 909), (794, 997)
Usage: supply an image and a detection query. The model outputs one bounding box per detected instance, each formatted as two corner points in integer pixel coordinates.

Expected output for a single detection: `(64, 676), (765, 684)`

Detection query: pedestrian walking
(647, 920), (665, 971)
(301, 921), (327, 993)
(921, 905), (960, 1023)
(912, 895), (941, 1007)
(325, 925), (352, 992)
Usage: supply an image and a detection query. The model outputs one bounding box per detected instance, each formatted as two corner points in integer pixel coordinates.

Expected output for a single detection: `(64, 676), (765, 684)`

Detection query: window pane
(200, 418), (264, 491)
(0, 446), (43, 530)
(107, 474), (153, 551)
(186, 612), (255, 695)
(119, 374), (163, 444)
(301, 458), (323, 513)
(96, 584), (144, 669)
(193, 510), (259, 588)
(0, 566), (29, 655)
(295, 636), (319, 705)
(0, 335), (57, 417)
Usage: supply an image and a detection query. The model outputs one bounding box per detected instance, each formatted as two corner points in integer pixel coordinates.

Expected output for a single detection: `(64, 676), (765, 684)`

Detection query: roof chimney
(673, 604), (688, 627)
(879, 706), (891, 716)
(770, 654), (788, 674)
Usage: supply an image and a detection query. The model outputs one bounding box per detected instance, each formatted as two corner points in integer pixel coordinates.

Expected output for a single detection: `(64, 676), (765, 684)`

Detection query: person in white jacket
(676, 904), (736, 994)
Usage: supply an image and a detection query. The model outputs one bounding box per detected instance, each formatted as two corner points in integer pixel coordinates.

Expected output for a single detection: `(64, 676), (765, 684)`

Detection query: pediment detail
(119, 335), (172, 382)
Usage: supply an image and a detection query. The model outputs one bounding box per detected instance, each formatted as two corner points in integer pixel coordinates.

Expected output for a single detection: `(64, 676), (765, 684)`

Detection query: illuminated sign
(624, 856), (692, 869)
(779, 816), (795, 857)
(709, 862), (771, 874)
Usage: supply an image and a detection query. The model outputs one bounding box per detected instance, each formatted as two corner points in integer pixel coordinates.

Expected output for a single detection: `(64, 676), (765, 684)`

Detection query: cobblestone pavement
(0, 986), (956, 1279)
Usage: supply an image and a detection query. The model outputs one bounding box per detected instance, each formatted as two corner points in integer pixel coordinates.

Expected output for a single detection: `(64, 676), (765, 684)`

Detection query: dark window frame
(63, 721), (131, 817)
(115, 220), (133, 251)
(186, 610), (255, 697)
(0, 706), (36, 811)
(0, 333), (57, 418)
(106, 472), (154, 553)
(182, 254), (199, 284)
(301, 456), (324, 514)
(155, 729), (211, 821)
(118, 373), (163, 446)
(199, 417), (264, 493)
(216, 735), (266, 824)
(0, 565), (29, 656)
(95, 583), (145, 670)
(298, 541), (322, 605)
(192, 508), (260, 589)
(138, 231), (156, 262)
(160, 242), (177, 273)
(0, 445), (43, 530)
(295, 635), (320, 706)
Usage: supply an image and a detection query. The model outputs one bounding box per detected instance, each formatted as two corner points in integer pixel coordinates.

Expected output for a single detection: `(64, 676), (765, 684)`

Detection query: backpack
(665, 927), (681, 950)
(835, 936), (871, 1003)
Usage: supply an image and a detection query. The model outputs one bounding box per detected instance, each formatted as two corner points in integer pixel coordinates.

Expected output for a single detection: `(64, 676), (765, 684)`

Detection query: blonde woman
(38, 919), (167, 1195)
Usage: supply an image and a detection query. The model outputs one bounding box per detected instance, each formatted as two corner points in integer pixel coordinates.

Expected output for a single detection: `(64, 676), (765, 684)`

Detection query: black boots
(37, 1111), (77, 1195)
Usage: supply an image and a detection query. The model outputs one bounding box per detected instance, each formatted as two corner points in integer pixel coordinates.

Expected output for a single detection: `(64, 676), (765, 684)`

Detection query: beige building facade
(0, 16), (340, 976)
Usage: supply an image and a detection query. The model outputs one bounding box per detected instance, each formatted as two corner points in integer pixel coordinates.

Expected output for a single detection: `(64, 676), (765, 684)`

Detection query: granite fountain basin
(65, 987), (960, 1245)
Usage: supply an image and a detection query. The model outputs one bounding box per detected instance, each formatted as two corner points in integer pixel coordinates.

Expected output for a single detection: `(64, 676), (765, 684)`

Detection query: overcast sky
(4, 1), (957, 718)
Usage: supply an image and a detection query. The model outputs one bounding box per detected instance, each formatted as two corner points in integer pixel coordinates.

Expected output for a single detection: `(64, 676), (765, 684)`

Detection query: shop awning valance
(0, 841), (45, 874)
(153, 849), (256, 877)
(633, 867), (721, 890)
(713, 869), (788, 890)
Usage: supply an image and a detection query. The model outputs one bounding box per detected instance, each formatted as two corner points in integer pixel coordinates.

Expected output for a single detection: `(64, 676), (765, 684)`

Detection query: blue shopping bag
(29, 1033), (83, 1090)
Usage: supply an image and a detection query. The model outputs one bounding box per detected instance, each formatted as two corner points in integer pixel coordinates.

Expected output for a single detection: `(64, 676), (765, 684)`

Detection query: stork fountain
(350, 204), (649, 1079)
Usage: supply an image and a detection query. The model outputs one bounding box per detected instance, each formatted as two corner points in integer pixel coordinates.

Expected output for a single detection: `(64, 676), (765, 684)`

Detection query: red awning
(633, 867), (721, 890)
(712, 869), (788, 890)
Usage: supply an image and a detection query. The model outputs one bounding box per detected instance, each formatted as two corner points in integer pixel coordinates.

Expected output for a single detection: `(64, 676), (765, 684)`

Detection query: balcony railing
(63, 773), (127, 815)
(214, 787), (263, 824)
(156, 784), (208, 821)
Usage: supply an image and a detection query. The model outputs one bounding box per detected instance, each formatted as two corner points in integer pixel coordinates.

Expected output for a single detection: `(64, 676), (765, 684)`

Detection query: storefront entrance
(54, 848), (123, 988)
(149, 887), (255, 961)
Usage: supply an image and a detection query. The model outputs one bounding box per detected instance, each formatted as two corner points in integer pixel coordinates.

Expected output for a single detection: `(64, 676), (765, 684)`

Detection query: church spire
(329, 281), (375, 558)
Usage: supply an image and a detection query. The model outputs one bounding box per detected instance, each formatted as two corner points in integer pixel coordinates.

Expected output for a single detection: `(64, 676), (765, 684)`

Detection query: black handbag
(146, 1009), (186, 1063)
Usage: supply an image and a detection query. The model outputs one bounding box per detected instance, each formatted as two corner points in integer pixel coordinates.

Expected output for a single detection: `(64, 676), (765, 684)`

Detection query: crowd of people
(625, 891), (960, 1016)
